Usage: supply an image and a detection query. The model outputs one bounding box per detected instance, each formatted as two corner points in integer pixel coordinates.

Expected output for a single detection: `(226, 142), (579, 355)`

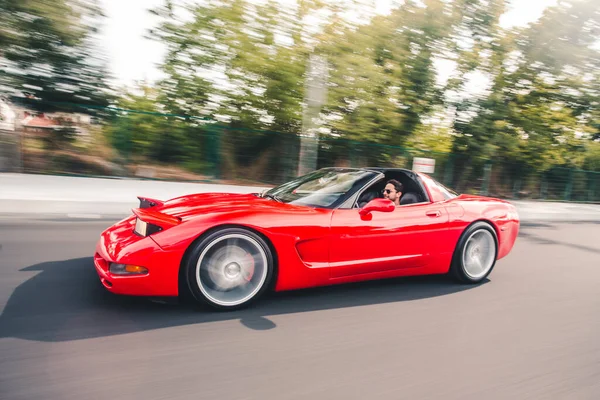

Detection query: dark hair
(386, 179), (403, 192)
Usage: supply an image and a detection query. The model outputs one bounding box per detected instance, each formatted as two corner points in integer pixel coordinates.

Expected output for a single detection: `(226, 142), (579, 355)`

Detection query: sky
(98, 0), (559, 89)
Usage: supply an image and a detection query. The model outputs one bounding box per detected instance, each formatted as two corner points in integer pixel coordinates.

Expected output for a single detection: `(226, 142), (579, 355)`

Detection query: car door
(328, 202), (450, 278)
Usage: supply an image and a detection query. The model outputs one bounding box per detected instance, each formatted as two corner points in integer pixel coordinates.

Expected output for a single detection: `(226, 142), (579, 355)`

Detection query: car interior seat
(399, 192), (422, 205)
(357, 189), (379, 208)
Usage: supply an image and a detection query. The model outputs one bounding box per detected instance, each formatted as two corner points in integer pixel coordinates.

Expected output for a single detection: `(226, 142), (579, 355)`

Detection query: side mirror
(359, 198), (395, 218)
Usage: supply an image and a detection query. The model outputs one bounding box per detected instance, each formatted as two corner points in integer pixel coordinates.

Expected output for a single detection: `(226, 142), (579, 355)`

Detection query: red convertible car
(94, 167), (520, 310)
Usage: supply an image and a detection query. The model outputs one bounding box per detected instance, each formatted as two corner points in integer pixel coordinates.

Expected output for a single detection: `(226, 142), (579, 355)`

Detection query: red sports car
(94, 167), (520, 310)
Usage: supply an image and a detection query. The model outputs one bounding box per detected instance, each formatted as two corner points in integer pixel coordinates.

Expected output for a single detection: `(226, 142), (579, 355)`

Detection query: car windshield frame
(432, 178), (459, 199)
(263, 168), (381, 209)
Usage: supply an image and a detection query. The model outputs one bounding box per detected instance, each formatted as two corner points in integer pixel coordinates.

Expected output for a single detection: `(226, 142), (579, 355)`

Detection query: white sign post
(412, 157), (435, 173)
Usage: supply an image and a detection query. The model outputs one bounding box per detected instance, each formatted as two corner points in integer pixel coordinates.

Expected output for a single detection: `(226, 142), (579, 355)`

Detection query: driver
(383, 179), (403, 206)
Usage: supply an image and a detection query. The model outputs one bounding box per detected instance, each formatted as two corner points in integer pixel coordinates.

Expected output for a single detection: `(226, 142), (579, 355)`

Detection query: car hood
(149, 192), (308, 221)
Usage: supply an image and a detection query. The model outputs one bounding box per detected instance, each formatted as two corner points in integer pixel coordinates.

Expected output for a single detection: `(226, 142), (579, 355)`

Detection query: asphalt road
(1, 217), (599, 400)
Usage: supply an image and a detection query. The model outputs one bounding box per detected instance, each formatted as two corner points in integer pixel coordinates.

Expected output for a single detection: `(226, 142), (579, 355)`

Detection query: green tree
(0, 0), (111, 111)
(316, 0), (500, 168)
(149, 0), (327, 181)
(449, 0), (600, 194)
(104, 85), (209, 172)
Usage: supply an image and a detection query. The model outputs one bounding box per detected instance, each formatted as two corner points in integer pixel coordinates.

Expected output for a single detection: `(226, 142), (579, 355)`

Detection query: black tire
(184, 227), (275, 310)
(449, 221), (498, 284)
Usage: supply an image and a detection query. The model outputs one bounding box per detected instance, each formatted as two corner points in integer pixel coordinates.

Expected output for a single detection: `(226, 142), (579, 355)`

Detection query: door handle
(426, 210), (441, 217)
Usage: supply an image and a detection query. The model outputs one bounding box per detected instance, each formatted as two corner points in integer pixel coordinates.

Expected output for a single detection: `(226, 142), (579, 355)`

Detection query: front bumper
(93, 216), (181, 297)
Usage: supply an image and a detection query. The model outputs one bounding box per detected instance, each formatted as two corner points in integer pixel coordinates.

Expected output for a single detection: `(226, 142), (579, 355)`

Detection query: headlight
(109, 263), (148, 275)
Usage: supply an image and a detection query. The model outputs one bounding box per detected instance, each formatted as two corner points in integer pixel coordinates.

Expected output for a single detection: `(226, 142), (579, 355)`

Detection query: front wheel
(450, 222), (498, 284)
(185, 227), (274, 310)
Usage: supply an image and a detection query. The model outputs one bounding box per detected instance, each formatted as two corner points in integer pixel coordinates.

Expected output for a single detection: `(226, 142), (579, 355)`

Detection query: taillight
(133, 217), (163, 237)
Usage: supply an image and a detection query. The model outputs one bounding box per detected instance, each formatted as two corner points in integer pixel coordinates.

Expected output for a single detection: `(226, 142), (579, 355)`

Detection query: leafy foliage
(4, 0), (600, 186)
(0, 0), (111, 111)
(142, 0), (600, 179)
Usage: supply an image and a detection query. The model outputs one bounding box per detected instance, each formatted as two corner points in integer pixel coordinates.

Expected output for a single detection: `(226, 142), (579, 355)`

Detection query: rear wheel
(185, 227), (274, 310)
(450, 221), (498, 283)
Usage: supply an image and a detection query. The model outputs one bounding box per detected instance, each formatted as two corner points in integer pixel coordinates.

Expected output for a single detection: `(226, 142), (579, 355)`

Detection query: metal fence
(0, 129), (22, 172)
(316, 139), (600, 202)
(1, 104), (599, 203)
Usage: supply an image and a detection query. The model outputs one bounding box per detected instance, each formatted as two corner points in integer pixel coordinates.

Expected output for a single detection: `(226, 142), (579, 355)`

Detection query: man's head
(383, 179), (403, 205)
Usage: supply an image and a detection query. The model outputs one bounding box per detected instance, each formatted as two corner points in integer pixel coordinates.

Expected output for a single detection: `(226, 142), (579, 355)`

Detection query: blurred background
(1, 0), (600, 201)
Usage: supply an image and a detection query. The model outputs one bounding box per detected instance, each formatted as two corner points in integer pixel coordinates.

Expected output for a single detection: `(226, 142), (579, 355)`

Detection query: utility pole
(297, 54), (328, 176)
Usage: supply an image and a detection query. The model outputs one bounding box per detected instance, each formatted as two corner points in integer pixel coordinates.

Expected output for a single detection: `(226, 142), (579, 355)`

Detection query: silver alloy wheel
(195, 233), (269, 307)
(461, 229), (496, 280)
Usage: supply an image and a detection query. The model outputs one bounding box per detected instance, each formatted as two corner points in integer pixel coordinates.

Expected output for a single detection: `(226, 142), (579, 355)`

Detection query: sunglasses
(382, 189), (395, 194)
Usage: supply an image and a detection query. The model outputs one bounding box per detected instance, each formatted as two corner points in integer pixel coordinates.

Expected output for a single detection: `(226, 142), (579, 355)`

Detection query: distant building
(21, 112), (63, 134)
(0, 98), (95, 138)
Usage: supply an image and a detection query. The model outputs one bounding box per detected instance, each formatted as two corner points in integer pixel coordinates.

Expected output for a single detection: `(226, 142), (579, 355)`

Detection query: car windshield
(263, 169), (379, 208)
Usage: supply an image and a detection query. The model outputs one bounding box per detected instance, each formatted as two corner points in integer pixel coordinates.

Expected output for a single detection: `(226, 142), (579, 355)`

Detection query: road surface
(1, 217), (599, 399)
